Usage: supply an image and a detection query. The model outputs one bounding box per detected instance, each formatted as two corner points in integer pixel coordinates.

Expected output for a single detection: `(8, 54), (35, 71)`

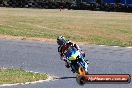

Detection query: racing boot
(64, 59), (70, 68)
(71, 66), (76, 73)
(71, 69), (75, 73)
(65, 62), (70, 68)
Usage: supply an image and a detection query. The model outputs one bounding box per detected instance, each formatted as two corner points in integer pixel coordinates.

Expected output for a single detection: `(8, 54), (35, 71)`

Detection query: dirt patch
(0, 34), (55, 42)
(0, 34), (86, 45)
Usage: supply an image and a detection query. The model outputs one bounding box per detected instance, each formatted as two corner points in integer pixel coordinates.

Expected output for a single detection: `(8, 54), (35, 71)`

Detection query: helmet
(57, 35), (66, 45)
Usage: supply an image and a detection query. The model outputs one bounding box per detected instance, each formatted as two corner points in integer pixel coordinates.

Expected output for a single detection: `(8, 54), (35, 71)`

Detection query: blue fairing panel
(126, 0), (132, 4)
(103, 0), (115, 3)
(119, 0), (132, 4)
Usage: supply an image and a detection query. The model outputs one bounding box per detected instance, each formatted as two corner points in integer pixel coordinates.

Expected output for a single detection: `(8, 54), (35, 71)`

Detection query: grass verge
(0, 68), (48, 84)
(0, 8), (132, 46)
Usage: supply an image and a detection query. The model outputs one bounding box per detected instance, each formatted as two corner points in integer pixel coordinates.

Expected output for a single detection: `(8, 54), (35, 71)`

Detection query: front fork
(77, 59), (89, 74)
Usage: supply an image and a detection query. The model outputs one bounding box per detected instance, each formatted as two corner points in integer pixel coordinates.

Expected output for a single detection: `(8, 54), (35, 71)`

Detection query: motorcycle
(64, 47), (89, 75)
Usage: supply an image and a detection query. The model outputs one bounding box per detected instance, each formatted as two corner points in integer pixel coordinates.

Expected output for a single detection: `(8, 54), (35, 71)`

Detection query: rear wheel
(76, 75), (86, 85)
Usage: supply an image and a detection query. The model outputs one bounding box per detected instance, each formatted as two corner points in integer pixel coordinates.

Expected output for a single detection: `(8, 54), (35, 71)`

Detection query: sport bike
(64, 47), (89, 75)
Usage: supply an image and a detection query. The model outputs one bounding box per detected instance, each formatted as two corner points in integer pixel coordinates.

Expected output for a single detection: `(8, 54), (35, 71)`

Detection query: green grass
(0, 7), (132, 46)
(0, 68), (48, 84)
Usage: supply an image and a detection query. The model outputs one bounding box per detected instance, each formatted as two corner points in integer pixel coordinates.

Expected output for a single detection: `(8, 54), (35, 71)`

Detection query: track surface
(0, 39), (132, 88)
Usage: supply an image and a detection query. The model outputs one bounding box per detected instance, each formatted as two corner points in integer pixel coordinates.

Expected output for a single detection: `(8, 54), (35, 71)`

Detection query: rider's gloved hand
(60, 53), (65, 60)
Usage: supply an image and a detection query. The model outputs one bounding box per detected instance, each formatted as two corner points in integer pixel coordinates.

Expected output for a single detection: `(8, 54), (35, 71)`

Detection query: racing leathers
(58, 41), (85, 71)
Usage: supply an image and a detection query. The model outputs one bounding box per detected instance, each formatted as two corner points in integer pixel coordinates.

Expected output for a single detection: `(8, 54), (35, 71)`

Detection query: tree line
(0, 0), (74, 8)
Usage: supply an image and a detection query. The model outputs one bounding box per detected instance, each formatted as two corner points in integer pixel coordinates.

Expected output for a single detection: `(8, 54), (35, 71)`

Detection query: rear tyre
(76, 75), (86, 85)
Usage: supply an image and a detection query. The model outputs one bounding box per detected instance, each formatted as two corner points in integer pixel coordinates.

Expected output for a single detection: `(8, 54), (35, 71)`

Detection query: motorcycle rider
(57, 35), (85, 72)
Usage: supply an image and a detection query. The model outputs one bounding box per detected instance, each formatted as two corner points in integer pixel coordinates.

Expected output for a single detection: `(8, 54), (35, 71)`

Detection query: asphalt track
(0, 39), (132, 88)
